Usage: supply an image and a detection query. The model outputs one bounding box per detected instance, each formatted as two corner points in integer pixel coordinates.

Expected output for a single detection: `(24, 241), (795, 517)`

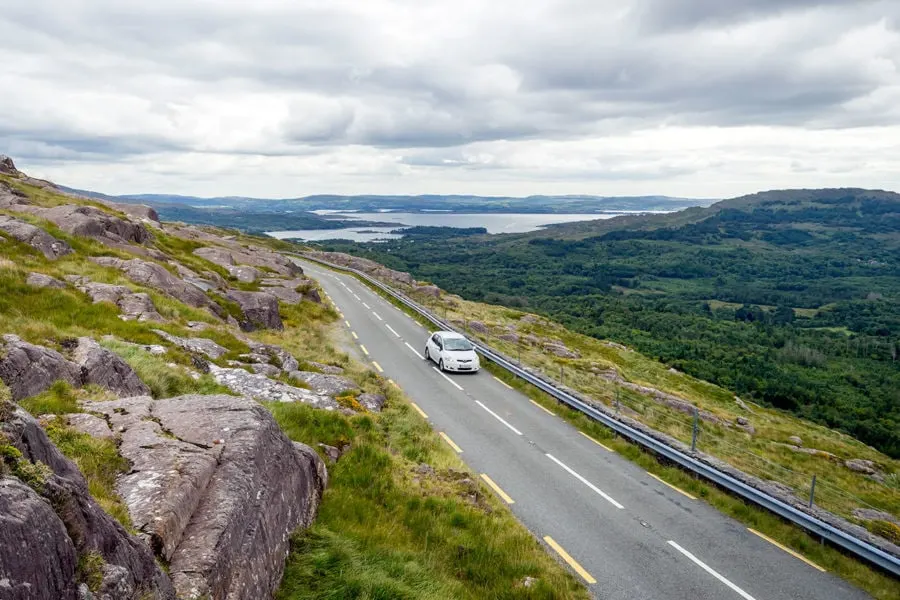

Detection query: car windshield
(443, 337), (473, 351)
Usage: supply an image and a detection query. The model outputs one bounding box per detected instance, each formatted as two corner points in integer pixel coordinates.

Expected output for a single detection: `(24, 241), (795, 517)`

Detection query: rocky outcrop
(309, 362), (344, 375)
(0, 181), (29, 210)
(0, 335), (82, 400)
(1, 405), (175, 599)
(358, 393), (386, 413)
(194, 245), (302, 277)
(152, 330), (228, 359)
(66, 276), (164, 322)
(91, 257), (224, 318)
(36, 204), (152, 246)
(65, 413), (115, 440)
(0, 154), (16, 174)
(306, 251), (414, 287)
(0, 215), (73, 259)
(100, 202), (161, 227)
(71, 337), (151, 397)
(245, 341), (299, 372)
(0, 335), (148, 401)
(26, 272), (67, 289)
(226, 265), (262, 283)
(544, 342), (580, 359)
(415, 284), (441, 298)
(209, 366), (340, 410)
(289, 371), (359, 396)
(0, 477), (80, 599)
(467, 321), (489, 334)
(88, 395), (327, 599)
(225, 290), (283, 331)
(259, 277), (321, 305)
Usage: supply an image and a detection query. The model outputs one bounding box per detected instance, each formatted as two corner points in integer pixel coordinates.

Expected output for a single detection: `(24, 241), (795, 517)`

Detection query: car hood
(446, 350), (479, 362)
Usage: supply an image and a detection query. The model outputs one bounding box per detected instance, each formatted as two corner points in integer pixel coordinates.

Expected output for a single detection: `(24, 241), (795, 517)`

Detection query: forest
(318, 189), (900, 458)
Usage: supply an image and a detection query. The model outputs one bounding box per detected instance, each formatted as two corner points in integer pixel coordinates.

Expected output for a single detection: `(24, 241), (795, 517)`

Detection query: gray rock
(225, 290), (283, 331)
(1, 406), (175, 598)
(788, 436), (803, 447)
(26, 272), (67, 289)
(0, 154), (16, 174)
(65, 413), (115, 440)
(498, 333), (520, 344)
(844, 459), (877, 475)
(194, 245), (302, 277)
(0, 477), (79, 600)
(289, 371), (359, 396)
(358, 393), (386, 413)
(227, 265), (263, 283)
(238, 353), (271, 364)
(0, 215), (73, 259)
(0, 334), (82, 401)
(245, 341), (299, 372)
(852, 508), (900, 526)
(90, 257), (224, 318)
(735, 416), (755, 435)
(37, 204), (152, 246)
(71, 337), (151, 397)
(152, 330), (228, 360)
(116, 293), (164, 322)
(186, 321), (209, 331)
(209, 366), (340, 410)
(72, 280), (164, 322)
(88, 395), (326, 599)
(260, 285), (304, 304)
(0, 181), (29, 210)
(544, 342), (580, 359)
(249, 363), (282, 377)
(100, 202), (160, 227)
(309, 362), (344, 375)
(467, 321), (489, 334)
(415, 284), (441, 298)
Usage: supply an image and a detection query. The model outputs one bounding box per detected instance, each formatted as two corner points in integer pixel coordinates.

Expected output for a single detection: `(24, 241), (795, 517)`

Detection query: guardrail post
(691, 407), (699, 453)
(560, 365), (564, 385)
(615, 388), (620, 415)
(809, 474), (817, 508)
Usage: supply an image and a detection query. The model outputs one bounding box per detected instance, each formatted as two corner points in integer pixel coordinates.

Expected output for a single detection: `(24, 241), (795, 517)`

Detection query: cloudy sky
(1, 0), (898, 199)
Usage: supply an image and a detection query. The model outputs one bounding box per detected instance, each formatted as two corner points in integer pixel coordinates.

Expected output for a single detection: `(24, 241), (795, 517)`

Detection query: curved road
(296, 258), (871, 600)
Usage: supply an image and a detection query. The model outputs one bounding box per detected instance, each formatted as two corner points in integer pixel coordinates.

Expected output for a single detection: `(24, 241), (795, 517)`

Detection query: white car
(424, 331), (480, 373)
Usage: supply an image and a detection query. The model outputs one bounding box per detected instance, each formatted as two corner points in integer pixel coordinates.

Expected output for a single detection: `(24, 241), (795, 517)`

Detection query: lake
(267, 212), (639, 242)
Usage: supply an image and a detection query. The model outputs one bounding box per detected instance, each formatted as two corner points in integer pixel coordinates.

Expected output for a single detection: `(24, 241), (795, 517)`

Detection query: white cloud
(0, 0), (898, 198)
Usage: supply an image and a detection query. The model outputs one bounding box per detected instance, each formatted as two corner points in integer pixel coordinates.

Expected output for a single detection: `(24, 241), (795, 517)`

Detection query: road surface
(296, 258), (871, 600)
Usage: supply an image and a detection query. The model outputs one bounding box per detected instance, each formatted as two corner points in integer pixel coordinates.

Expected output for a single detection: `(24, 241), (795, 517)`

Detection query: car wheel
(424, 347), (430, 361)
(438, 359), (445, 372)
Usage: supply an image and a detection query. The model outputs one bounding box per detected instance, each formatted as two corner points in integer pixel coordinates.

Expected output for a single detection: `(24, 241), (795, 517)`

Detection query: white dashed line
(404, 342), (424, 359)
(372, 312), (383, 321)
(667, 541), (758, 600)
(545, 454), (624, 509)
(362, 302), (371, 309)
(475, 400), (522, 435)
(385, 324), (401, 337)
(353, 294), (361, 300)
(433, 367), (464, 390)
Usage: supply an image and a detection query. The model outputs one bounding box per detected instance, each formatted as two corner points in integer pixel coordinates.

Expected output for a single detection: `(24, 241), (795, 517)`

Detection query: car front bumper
(445, 363), (479, 372)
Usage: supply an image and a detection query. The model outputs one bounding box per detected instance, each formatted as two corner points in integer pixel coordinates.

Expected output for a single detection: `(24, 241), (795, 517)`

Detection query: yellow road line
(345, 320), (351, 327)
(351, 331), (359, 340)
(543, 536), (596, 584)
(492, 376), (513, 390)
(359, 344), (369, 356)
(480, 473), (515, 504)
(409, 402), (428, 419)
(579, 431), (613, 452)
(648, 472), (697, 500)
(372, 361), (384, 373)
(747, 528), (826, 572)
(530, 399), (556, 416)
(388, 378), (400, 388)
(439, 432), (463, 453)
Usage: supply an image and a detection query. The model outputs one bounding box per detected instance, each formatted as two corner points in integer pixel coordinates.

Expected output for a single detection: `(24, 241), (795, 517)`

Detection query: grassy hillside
(0, 173), (588, 599)
(317, 188), (900, 460)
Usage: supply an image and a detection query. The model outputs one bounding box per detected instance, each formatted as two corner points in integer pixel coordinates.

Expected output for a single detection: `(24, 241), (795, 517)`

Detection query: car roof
(435, 330), (466, 339)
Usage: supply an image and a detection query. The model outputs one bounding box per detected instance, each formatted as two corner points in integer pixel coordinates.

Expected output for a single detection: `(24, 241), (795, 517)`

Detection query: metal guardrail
(290, 252), (900, 578)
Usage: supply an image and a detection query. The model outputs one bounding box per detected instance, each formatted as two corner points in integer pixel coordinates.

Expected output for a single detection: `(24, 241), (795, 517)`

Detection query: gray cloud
(0, 0), (897, 196)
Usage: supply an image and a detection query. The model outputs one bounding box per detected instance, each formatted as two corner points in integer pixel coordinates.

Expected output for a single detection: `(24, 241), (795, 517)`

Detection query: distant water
(267, 211), (640, 242)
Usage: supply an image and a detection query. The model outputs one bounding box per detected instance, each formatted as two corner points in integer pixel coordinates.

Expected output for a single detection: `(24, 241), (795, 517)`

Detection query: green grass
(269, 395), (589, 600)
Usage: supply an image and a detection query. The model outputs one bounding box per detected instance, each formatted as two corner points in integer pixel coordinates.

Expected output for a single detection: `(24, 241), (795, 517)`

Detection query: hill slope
(315, 188), (900, 459)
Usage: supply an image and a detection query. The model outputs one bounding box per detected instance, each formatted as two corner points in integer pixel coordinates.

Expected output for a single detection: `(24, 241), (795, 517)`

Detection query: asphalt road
(296, 258), (872, 600)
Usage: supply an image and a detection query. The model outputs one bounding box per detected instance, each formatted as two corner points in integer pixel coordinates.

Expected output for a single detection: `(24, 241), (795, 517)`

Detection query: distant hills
(314, 188), (900, 457)
(61, 186), (713, 217)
